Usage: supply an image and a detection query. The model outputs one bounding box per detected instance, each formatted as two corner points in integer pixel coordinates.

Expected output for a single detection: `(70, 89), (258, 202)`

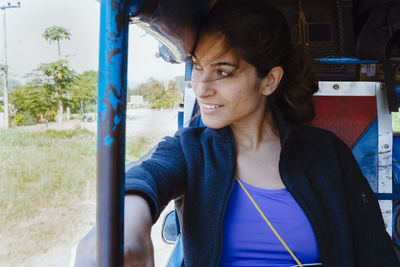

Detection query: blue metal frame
(97, 0), (132, 266)
(315, 57), (379, 64)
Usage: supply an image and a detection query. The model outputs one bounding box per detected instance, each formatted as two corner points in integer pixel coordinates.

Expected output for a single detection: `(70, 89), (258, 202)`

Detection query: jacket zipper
(361, 191), (368, 205)
(280, 178), (328, 265)
(279, 144), (328, 266)
(214, 131), (237, 266)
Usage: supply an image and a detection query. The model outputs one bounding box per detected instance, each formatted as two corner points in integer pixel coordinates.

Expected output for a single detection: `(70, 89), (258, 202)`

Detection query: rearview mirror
(162, 210), (178, 244)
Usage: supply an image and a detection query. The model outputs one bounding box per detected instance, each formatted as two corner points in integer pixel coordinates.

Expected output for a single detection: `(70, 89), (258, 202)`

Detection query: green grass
(0, 128), (154, 263)
(0, 128), (154, 218)
(0, 128), (97, 220)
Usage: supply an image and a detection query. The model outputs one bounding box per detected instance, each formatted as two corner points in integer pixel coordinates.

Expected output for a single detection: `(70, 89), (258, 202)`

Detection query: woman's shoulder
(288, 123), (349, 156)
(291, 123), (340, 143)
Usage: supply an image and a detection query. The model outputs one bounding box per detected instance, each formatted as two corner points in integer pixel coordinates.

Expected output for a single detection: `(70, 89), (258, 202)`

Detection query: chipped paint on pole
(97, 0), (130, 266)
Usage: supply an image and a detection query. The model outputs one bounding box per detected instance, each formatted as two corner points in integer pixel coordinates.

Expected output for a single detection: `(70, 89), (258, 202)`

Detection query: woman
(77, 0), (399, 266)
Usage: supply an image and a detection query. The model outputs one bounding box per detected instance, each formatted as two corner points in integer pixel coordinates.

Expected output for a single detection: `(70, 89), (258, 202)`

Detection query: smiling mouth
(202, 103), (223, 109)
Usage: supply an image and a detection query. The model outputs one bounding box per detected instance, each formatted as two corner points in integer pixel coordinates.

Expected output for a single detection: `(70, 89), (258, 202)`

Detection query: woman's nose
(192, 80), (216, 98)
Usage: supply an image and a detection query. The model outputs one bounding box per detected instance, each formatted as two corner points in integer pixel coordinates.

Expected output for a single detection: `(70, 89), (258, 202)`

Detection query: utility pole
(1, 1), (21, 129)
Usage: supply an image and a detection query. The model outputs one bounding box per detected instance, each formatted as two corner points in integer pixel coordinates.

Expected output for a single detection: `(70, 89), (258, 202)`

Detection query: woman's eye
(218, 70), (231, 77)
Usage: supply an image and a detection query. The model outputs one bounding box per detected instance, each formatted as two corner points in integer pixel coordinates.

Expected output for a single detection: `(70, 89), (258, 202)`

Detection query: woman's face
(191, 34), (274, 129)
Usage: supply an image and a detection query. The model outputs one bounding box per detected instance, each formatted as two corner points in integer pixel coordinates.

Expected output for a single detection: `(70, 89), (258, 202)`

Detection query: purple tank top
(219, 180), (320, 267)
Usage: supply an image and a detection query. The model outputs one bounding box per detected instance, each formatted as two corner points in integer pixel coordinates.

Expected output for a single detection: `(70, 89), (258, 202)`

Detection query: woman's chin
(201, 118), (230, 129)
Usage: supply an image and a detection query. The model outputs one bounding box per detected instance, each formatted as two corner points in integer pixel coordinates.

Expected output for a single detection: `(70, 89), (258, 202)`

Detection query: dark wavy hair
(196, 0), (318, 123)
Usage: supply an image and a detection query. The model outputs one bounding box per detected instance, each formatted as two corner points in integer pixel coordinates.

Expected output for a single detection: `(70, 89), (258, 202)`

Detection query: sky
(0, 0), (185, 86)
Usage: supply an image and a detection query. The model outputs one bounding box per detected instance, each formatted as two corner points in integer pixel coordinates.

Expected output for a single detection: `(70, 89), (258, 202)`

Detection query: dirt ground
(1, 108), (179, 267)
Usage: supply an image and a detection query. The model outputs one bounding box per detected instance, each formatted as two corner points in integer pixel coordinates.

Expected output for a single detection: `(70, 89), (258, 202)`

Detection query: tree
(38, 60), (75, 128)
(42, 26), (71, 56)
(142, 78), (163, 104)
(141, 78), (183, 109)
(70, 70), (98, 113)
(10, 77), (56, 125)
(8, 62), (76, 126)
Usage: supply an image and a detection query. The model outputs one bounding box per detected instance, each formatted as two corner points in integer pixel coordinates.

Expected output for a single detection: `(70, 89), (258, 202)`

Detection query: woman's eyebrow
(210, 62), (238, 68)
(190, 52), (238, 68)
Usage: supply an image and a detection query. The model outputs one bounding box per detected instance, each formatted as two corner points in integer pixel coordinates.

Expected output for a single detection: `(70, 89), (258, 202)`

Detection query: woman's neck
(231, 108), (279, 152)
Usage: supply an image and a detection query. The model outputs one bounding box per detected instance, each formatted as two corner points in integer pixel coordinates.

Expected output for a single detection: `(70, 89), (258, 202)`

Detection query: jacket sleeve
(335, 136), (400, 266)
(125, 136), (187, 223)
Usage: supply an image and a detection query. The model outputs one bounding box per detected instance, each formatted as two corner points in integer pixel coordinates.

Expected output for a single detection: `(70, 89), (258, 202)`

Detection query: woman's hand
(74, 194), (154, 267)
(123, 236), (154, 267)
(124, 195), (154, 267)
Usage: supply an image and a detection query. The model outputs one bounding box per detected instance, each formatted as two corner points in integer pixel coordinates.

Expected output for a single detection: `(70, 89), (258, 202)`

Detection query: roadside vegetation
(0, 128), (154, 265)
(10, 65), (97, 126)
(9, 69), (183, 126)
(129, 77), (184, 109)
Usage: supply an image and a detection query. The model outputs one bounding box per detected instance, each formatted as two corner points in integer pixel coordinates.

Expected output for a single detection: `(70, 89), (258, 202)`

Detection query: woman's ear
(260, 66), (284, 96)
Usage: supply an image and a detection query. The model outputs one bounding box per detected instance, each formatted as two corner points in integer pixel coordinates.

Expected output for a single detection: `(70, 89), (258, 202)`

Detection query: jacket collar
(271, 106), (293, 148)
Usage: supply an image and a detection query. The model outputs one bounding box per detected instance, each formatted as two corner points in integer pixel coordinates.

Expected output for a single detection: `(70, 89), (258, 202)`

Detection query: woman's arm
(125, 135), (187, 223)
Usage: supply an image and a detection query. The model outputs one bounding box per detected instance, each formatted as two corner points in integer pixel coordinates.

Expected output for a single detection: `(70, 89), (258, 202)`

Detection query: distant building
(128, 95), (145, 108)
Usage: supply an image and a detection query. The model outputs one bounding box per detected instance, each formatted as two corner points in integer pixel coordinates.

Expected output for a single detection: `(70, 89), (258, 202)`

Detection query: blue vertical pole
(97, 0), (129, 266)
